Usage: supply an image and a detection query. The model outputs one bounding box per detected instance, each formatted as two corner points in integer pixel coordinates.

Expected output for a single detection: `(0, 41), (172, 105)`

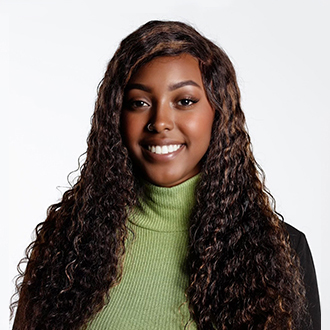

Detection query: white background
(2, 0), (329, 328)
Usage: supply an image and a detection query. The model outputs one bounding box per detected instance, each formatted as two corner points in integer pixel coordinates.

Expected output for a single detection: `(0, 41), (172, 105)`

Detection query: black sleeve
(285, 223), (321, 330)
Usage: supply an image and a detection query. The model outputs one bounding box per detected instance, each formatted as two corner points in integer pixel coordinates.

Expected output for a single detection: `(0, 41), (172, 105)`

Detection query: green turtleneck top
(87, 175), (199, 330)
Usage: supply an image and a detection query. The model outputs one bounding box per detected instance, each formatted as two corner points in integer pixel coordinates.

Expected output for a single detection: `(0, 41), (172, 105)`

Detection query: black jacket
(286, 223), (321, 330)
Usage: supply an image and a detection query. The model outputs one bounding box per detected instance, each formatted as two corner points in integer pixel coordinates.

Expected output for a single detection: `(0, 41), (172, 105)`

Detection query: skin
(121, 54), (215, 187)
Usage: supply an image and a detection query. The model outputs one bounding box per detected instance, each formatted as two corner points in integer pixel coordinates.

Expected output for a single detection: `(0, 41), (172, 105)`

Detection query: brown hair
(11, 20), (307, 329)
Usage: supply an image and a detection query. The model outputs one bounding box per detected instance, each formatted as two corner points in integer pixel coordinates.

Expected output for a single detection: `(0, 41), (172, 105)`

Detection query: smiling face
(121, 54), (215, 187)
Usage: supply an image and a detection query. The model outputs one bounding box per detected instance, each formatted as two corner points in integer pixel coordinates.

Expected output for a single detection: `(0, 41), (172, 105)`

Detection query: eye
(127, 100), (150, 109)
(177, 98), (198, 107)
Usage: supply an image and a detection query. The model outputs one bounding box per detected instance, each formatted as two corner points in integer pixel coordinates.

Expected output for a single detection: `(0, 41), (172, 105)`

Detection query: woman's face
(121, 54), (214, 187)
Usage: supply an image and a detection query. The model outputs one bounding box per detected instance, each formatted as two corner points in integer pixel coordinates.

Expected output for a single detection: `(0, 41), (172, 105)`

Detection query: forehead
(128, 54), (203, 86)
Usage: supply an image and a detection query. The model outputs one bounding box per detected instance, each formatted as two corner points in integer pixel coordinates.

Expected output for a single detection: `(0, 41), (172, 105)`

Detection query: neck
(129, 174), (200, 232)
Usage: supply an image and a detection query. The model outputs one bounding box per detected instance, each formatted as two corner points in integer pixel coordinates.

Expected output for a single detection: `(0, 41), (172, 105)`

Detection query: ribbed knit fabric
(87, 175), (200, 330)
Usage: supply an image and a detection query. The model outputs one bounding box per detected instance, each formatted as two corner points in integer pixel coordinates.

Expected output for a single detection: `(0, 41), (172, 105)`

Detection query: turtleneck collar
(128, 174), (200, 232)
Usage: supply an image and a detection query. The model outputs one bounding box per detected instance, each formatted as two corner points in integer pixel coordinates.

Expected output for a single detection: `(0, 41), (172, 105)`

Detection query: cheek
(121, 115), (138, 145)
(121, 125), (136, 161)
(185, 113), (214, 147)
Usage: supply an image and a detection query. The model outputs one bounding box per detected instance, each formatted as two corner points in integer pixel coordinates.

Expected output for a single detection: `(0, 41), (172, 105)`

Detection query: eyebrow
(125, 80), (202, 93)
(125, 83), (151, 92)
(169, 80), (202, 91)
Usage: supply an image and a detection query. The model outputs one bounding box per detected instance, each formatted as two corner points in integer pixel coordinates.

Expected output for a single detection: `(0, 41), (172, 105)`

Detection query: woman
(11, 20), (320, 329)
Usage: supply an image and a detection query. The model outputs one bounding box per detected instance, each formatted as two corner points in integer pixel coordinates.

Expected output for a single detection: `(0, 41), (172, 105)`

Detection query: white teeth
(147, 144), (181, 155)
(161, 145), (169, 154)
(155, 146), (162, 154)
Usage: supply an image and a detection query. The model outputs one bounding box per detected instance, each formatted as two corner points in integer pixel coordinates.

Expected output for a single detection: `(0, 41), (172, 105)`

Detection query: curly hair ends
(11, 20), (307, 330)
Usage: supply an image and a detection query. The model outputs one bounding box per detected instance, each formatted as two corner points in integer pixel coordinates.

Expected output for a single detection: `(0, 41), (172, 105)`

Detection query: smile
(147, 144), (182, 155)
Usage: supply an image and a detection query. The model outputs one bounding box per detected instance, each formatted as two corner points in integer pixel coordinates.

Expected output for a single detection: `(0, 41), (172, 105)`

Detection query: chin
(145, 172), (196, 188)
(148, 178), (178, 188)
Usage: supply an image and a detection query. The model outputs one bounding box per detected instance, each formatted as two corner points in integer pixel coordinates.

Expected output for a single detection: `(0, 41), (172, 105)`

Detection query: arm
(285, 223), (321, 330)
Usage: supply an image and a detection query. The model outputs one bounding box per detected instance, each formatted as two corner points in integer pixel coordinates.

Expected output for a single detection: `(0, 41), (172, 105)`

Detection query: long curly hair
(11, 20), (307, 329)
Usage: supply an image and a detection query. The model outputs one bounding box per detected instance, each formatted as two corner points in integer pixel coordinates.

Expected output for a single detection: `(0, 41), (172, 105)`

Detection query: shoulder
(284, 222), (308, 254)
(284, 222), (316, 280)
(283, 222), (321, 330)
(284, 223), (317, 272)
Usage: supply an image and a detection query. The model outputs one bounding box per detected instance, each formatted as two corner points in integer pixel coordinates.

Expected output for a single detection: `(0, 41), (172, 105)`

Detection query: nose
(147, 101), (174, 132)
